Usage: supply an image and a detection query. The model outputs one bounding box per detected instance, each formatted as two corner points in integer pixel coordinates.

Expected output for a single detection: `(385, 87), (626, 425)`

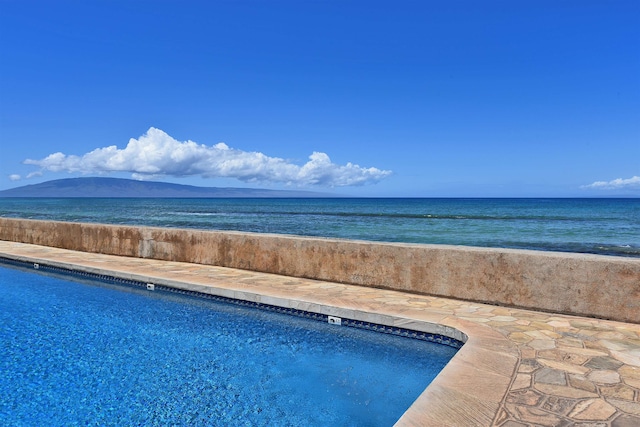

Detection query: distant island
(0, 177), (335, 198)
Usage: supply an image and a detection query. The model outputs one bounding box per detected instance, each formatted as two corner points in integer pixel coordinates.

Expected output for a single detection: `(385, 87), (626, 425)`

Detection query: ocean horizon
(1, 197), (638, 258)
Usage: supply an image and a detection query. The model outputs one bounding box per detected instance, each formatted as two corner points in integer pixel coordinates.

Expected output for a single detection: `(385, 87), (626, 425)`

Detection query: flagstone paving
(1, 241), (639, 426)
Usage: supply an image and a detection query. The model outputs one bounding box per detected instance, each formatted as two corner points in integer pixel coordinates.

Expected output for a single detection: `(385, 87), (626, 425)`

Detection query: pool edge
(0, 242), (515, 426)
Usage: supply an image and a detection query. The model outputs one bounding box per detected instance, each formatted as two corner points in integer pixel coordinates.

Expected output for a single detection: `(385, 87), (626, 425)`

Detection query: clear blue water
(1, 197), (638, 257)
(0, 264), (458, 426)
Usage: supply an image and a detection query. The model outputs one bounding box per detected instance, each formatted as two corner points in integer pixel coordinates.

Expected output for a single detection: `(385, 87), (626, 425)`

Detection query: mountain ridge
(0, 177), (335, 198)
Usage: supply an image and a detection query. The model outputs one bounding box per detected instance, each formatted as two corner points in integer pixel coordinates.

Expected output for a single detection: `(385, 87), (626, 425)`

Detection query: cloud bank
(582, 176), (640, 190)
(23, 127), (392, 187)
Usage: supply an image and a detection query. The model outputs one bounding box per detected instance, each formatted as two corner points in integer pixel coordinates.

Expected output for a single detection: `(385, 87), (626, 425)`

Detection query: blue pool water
(0, 263), (458, 426)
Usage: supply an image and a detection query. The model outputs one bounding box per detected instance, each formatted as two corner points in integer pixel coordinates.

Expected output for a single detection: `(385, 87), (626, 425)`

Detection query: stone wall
(1, 217), (639, 323)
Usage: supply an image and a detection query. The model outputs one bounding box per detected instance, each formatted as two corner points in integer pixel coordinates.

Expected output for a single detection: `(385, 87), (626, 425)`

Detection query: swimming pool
(0, 261), (460, 426)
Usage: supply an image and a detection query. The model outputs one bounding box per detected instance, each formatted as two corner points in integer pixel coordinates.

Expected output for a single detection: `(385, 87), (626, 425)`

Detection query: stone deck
(1, 241), (639, 426)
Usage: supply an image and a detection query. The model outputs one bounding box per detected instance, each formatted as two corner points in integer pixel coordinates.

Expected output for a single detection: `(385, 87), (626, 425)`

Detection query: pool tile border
(1, 255), (463, 350)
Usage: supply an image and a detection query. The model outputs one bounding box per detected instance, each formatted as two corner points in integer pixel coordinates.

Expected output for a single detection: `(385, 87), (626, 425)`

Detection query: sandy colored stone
(506, 389), (544, 406)
(399, 383), (497, 427)
(569, 399), (617, 421)
(540, 330), (563, 339)
(509, 332), (534, 343)
(538, 349), (590, 365)
(526, 330), (557, 340)
(600, 384), (636, 401)
(500, 421), (529, 427)
(538, 358), (590, 375)
(534, 383), (598, 399)
(619, 365), (640, 380)
(519, 347), (537, 359)
(570, 422), (608, 427)
(505, 404), (567, 426)
(570, 319), (597, 328)
(621, 376), (640, 390)
(559, 347), (608, 357)
(490, 315), (519, 322)
(557, 337), (587, 348)
(451, 345), (518, 378)
(598, 339), (639, 352)
(529, 339), (557, 350)
(548, 320), (572, 328)
(530, 321), (557, 331)
(493, 408), (511, 425)
(606, 398), (640, 416)
(596, 331), (633, 340)
(587, 370), (621, 384)
(610, 350), (640, 368)
(511, 373), (532, 390)
(518, 358), (541, 373)
(568, 374), (598, 393)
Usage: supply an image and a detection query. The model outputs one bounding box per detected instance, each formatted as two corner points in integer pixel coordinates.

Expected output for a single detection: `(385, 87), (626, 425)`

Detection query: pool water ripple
(0, 264), (458, 426)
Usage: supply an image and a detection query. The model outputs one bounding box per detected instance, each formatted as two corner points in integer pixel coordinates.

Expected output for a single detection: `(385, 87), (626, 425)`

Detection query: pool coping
(1, 241), (639, 426)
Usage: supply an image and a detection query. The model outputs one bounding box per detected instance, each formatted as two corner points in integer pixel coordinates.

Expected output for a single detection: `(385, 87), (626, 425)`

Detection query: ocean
(0, 198), (638, 258)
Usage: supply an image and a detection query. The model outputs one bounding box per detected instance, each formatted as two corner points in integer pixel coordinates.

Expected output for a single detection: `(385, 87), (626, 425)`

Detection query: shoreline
(1, 197), (638, 258)
(0, 214), (639, 259)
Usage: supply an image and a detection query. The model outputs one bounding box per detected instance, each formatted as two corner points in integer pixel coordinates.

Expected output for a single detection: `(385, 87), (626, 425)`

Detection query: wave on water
(167, 210), (602, 222)
(494, 241), (640, 257)
(595, 244), (640, 257)
(171, 212), (230, 217)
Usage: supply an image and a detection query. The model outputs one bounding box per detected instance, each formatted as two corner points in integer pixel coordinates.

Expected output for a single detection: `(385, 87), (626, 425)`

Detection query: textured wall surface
(1, 217), (639, 323)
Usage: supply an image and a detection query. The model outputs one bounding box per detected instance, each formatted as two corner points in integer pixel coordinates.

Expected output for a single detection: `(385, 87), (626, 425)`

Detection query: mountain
(0, 177), (334, 198)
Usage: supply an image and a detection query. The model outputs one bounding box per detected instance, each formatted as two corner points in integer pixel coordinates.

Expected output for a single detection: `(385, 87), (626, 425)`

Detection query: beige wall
(1, 217), (639, 323)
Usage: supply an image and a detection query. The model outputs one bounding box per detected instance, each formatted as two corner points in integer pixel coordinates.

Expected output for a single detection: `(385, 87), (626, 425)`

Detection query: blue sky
(1, 0), (638, 197)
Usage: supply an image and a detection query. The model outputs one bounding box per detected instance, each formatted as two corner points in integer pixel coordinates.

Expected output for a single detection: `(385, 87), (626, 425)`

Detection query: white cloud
(23, 127), (392, 187)
(9, 174), (21, 181)
(582, 176), (640, 190)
